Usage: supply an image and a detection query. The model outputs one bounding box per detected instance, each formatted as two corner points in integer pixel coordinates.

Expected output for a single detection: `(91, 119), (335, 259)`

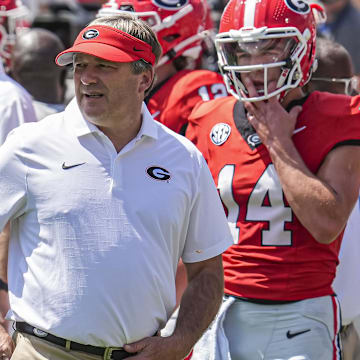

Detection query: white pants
(223, 295), (342, 360)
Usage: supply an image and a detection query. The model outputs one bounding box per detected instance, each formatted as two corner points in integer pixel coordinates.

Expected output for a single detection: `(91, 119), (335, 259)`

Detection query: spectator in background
(304, 36), (360, 360)
(10, 28), (67, 120)
(317, 0), (360, 76)
(305, 36), (358, 95)
(0, 60), (36, 144)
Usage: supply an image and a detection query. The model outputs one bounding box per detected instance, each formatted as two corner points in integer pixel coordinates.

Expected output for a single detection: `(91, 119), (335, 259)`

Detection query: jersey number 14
(218, 164), (293, 246)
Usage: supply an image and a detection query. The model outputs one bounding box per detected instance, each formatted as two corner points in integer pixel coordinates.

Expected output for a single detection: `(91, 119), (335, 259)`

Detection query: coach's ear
(138, 67), (154, 95)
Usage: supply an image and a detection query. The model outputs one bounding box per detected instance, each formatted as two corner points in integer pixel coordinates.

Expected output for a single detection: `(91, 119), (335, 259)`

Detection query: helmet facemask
(215, 26), (312, 102)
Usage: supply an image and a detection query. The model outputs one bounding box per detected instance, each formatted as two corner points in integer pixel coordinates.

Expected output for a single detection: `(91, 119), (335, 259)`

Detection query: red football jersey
(187, 92), (360, 301)
(146, 69), (227, 134)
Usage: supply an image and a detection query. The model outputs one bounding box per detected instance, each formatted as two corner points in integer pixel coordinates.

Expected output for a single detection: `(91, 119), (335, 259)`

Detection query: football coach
(0, 13), (232, 360)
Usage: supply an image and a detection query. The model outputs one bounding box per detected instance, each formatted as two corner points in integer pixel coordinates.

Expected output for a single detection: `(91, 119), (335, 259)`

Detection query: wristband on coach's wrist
(0, 279), (8, 292)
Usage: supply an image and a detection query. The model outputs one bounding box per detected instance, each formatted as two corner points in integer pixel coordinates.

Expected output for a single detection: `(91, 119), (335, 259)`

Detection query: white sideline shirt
(333, 196), (360, 325)
(0, 62), (37, 144)
(0, 99), (232, 347)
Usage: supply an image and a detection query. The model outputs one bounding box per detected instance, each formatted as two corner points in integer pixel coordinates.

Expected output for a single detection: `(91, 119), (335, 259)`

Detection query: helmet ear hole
(162, 34), (180, 43)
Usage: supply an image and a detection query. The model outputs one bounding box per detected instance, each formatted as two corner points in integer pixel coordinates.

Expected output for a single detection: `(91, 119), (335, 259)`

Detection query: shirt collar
(136, 102), (158, 141)
(65, 98), (158, 140)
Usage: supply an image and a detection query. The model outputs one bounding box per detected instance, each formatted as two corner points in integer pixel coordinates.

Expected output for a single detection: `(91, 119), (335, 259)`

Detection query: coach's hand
(124, 335), (190, 360)
(0, 326), (14, 360)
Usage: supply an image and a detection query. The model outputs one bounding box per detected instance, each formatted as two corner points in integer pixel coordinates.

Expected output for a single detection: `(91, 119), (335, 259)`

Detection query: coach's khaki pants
(341, 322), (360, 360)
(11, 332), (104, 360)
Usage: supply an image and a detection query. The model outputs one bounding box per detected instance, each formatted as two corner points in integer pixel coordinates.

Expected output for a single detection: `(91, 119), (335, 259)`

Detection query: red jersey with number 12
(146, 69), (227, 133)
(187, 91), (360, 301)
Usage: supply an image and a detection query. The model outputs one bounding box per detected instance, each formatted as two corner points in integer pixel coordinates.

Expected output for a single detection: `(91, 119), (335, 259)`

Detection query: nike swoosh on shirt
(62, 162), (86, 170)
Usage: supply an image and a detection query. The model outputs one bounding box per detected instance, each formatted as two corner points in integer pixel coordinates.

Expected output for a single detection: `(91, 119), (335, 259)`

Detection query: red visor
(56, 25), (156, 66)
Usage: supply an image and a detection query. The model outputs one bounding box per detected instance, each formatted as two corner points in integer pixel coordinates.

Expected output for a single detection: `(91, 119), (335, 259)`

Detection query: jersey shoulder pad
(189, 96), (235, 121)
(306, 91), (354, 118)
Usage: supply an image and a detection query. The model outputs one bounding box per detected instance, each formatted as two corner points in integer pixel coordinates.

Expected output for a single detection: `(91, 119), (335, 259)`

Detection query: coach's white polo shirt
(0, 99), (232, 347)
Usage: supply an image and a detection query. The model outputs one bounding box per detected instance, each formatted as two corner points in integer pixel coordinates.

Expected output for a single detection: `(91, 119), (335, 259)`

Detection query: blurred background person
(0, 0), (36, 143)
(304, 36), (358, 95)
(317, 0), (360, 79)
(0, 0), (31, 72)
(10, 28), (67, 120)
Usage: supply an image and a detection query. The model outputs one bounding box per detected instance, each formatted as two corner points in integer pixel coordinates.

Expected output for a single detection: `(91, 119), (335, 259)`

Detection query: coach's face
(73, 53), (147, 128)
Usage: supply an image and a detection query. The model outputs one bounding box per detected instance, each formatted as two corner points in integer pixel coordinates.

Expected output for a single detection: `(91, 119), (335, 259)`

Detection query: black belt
(225, 294), (301, 305)
(15, 322), (133, 359)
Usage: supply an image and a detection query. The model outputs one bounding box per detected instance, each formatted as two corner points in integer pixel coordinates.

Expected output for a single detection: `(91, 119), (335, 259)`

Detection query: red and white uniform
(187, 91), (360, 301)
(146, 69), (227, 134)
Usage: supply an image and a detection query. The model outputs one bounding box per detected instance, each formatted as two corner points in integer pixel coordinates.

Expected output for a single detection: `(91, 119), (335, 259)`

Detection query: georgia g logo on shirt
(146, 166), (171, 182)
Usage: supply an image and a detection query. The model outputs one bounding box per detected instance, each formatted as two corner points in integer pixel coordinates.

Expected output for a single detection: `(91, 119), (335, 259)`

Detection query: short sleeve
(182, 155), (232, 263)
(0, 129), (28, 231)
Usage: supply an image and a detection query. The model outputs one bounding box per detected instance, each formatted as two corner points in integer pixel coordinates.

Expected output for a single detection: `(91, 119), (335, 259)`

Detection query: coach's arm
(124, 254), (224, 359)
(0, 222), (15, 359)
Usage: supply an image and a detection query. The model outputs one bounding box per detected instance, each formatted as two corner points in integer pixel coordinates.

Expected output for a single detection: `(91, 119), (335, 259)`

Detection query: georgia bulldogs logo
(146, 166), (171, 181)
(247, 133), (262, 147)
(82, 29), (100, 40)
(284, 0), (310, 14)
(152, 0), (188, 10)
(210, 123), (231, 146)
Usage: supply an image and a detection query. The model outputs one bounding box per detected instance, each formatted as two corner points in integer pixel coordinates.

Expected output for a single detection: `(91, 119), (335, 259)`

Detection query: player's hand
(124, 335), (190, 360)
(242, 78), (302, 149)
(0, 326), (14, 360)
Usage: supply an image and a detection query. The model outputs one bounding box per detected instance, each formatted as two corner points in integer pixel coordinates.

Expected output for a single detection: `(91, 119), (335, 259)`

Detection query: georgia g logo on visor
(284, 0), (310, 14)
(82, 29), (100, 40)
(152, 0), (188, 10)
(146, 166), (171, 181)
(210, 123), (231, 146)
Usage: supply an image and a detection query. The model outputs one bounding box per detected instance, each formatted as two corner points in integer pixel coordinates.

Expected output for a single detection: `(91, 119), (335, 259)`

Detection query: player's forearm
(171, 257), (224, 357)
(268, 138), (348, 244)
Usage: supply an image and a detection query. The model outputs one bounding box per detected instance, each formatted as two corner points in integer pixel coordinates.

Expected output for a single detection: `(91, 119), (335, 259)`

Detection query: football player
(0, 0), (30, 71)
(97, 0), (228, 135)
(187, 0), (360, 358)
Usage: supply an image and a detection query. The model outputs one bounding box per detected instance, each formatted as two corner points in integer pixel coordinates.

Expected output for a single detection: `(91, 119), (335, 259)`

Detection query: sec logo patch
(210, 123), (231, 146)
